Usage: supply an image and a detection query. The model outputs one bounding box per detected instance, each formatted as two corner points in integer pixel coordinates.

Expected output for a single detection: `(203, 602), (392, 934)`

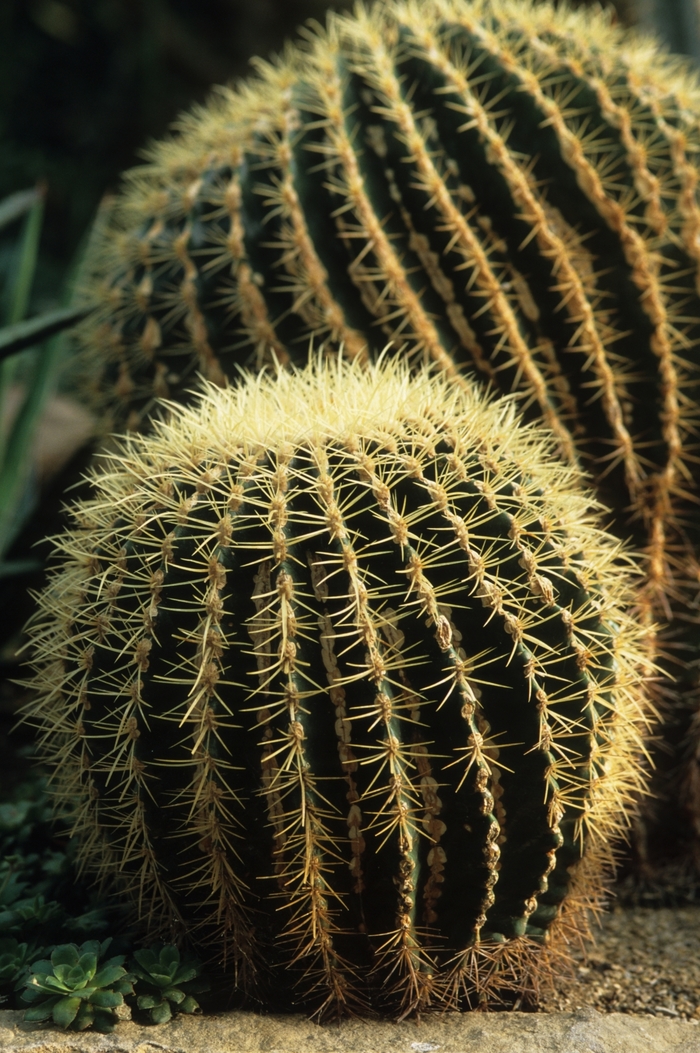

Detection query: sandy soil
(543, 904), (700, 1022)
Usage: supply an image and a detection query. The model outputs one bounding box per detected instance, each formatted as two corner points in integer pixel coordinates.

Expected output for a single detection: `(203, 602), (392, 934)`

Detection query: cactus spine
(75, 0), (700, 869)
(23, 359), (651, 1016)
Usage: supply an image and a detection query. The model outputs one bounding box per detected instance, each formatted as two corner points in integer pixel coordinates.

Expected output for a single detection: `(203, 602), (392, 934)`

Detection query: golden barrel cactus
(73, 0), (700, 871)
(23, 358), (652, 1016)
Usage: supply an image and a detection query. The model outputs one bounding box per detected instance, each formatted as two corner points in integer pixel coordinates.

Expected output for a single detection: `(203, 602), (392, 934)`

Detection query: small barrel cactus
(23, 358), (651, 1016)
(73, 0), (700, 872)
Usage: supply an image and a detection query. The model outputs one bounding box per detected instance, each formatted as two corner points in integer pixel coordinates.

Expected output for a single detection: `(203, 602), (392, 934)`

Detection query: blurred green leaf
(2, 191), (44, 327)
(0, 199), (93, 561)
(0, 306), (88, 362)
(0, 189), (45, 539)
(0, 559), (43, 579)
(0, 189), (42, 234)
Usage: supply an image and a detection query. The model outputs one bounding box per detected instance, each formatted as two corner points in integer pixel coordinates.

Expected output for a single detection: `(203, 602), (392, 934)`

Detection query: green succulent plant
(20, 938), (133, 1033)
(0, 777), (118, 948)
(0, 938), (36, 1002)
(128, 945), (209, 1024)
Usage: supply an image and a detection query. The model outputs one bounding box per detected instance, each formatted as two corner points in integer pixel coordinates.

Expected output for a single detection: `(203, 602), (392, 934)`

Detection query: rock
(1, 387), (94, 484)
(0, 1007), (699, 1053)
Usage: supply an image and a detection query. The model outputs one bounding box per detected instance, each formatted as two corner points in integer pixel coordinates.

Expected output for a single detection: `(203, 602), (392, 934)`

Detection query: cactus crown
(23, 357), (652, 1016)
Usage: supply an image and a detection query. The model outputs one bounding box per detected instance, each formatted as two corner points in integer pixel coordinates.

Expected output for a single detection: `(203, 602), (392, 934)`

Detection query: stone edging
(1, 1007), (700, 1053)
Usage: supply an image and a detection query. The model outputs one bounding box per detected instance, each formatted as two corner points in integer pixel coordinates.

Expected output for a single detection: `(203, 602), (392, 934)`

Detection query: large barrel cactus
(23, 359), (651, 1016)
(73, 0), (700, 872)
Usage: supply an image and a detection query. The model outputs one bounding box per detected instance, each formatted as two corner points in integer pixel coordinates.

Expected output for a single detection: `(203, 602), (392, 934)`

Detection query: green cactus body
(23, 359), (651, 1016)
(75, 0), (700, 867)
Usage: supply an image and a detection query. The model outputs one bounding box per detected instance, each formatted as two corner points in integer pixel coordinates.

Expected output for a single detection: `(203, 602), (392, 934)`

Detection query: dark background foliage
(0, 0), (359, 302)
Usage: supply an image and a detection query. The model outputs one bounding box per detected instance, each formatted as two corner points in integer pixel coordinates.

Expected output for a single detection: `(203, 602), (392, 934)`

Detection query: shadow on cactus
(21, 357), (653, 1017)
(71, 0), (700, 877)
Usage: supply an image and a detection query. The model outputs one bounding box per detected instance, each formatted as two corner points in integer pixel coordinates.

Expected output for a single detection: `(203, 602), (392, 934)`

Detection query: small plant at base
(0, 938), (36, 1004)
(128, 945), (209, 1024)
(20, 938), (133, 1033)
(0, 763), (132, 951)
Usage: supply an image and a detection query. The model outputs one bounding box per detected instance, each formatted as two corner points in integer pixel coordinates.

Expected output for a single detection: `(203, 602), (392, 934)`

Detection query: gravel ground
(543, 905), (700, 1022)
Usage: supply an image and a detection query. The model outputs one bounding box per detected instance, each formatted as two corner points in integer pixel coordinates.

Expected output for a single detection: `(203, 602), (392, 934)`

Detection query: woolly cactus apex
(23, 357), (652, 1017)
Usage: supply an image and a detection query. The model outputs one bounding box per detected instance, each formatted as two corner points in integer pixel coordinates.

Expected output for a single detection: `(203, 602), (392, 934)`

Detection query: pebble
(543, 905), (700, 1022)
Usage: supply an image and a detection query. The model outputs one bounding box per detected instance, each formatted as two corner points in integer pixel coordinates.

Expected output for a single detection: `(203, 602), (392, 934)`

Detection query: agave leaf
(72, 999), (95, 1031)
(0, 189), (42, 233)
(82, 940), (109, 958)
(40, 973), (71, 993)
(172, 964), (198, 985)
(51, 946), (79, 969)
(163, 987), (185, 1004)
(23, 998), (58, 1022)
(21, 986), (44, 1003)
(132, 948), (158, 971)
(76, 951), (97, 974)
(179, 995), (199, 1014)
(143, 970), (172, 987)
(91, 964), (126, 989)
(136, 992), (158, 1010)
(158, 946), (180, 972)
(0, 307), (88, 363)
(91, 1007), (117, 1033)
